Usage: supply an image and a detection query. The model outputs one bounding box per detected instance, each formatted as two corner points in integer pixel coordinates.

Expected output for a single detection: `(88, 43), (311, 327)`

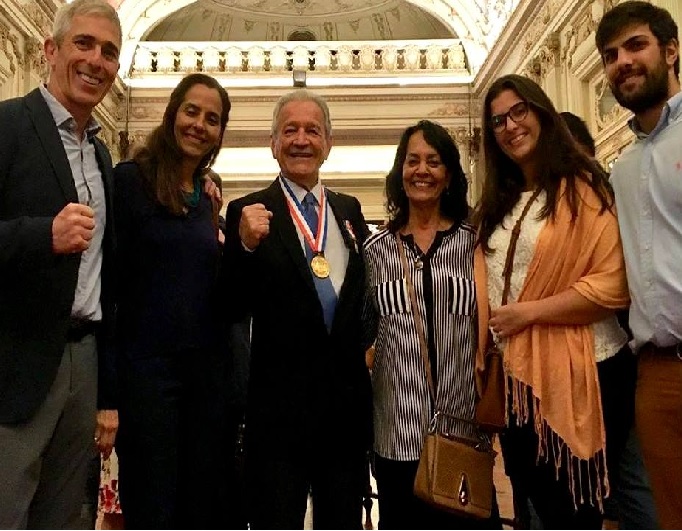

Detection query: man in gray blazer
(0, 0), (121, 527)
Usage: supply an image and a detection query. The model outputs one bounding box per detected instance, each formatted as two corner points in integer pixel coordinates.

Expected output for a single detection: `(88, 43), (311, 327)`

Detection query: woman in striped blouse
(363, 120), (499, 529)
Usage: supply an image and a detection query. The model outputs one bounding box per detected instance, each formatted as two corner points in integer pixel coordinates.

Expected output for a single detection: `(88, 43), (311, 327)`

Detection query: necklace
(183, 175), (201, 208)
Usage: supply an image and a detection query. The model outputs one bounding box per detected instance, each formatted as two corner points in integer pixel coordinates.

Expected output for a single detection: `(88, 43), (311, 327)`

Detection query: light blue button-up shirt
(610, 90), (682, 350)
(39, 85), (106, 321)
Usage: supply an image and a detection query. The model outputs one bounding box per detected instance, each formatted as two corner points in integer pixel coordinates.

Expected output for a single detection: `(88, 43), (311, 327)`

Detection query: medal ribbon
(280, 176), (328, 256)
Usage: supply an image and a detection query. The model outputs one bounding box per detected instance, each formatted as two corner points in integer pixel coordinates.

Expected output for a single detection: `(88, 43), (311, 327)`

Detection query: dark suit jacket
(222, 179), (372, 459)
(0, 88), (116, 424)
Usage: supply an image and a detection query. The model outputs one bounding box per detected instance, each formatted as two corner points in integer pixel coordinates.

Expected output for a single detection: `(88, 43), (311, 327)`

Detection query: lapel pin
(344, 220), (359, 253)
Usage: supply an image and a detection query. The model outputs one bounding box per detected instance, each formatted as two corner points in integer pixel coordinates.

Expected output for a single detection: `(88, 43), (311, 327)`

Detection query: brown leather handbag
(396, 236), (496, 519)
(475, 189), (541, 433)
(413, 413), (497, 519)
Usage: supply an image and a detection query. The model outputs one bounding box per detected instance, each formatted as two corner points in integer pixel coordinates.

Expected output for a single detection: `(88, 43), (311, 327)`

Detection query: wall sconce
(293, 69), (307, 88)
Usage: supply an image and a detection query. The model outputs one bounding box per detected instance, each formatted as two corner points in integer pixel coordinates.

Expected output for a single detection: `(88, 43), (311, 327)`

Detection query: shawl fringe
(509, 375), (609, 510)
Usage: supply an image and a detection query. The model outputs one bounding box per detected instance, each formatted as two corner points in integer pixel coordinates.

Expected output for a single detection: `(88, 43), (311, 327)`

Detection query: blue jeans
(611, 428), (659, 529)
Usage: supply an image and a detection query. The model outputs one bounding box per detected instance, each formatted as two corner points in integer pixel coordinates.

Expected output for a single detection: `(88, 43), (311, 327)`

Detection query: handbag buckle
(458, 474), (470, 506)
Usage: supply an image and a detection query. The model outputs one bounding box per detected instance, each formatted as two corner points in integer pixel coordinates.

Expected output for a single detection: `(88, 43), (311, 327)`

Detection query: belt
(67, 319), (100, 342)
(640, 342), (682, 360)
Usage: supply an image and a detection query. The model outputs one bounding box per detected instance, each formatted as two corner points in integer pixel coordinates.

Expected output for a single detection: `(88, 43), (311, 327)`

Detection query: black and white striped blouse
(363, 223), (481, 461)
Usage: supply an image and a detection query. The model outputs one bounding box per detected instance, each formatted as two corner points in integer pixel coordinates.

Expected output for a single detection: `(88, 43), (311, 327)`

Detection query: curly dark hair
(473, 74), (613, 253)
(596, 0), (679, 77)
(385, 120), (469, 233)
(134, 73), (231, 215)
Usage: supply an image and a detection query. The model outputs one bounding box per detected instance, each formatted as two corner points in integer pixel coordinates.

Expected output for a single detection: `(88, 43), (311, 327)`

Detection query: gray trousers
(0, 335), (98, 529)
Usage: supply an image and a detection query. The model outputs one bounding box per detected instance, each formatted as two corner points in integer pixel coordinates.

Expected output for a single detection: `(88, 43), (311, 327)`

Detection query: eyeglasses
(490, 101), (529, 133)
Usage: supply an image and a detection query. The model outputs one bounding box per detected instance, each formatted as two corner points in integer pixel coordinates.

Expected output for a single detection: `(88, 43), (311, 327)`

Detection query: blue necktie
(302, 192), (337, 332)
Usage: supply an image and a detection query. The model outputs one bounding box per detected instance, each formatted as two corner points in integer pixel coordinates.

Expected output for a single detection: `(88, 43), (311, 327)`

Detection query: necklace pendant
(415, 259), (423, 270)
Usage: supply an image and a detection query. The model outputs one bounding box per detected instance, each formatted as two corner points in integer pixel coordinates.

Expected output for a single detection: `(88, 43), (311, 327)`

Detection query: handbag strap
(398, 235), (493, 440)
(500, 188), (541, 305)
(396, 234), (437, 406)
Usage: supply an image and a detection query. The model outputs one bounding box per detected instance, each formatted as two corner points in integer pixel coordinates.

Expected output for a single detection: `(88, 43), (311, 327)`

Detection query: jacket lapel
(25, 89), (78, 203)
(92, 138), (115, 253)
(327, 192), (363, 328)
(93, 139), (114, 201)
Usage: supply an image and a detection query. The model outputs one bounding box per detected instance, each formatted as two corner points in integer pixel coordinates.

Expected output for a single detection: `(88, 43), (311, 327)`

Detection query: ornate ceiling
(115, 0), (521, 77)
(145, 0), (454, 42)
(203, 0), (401, 18)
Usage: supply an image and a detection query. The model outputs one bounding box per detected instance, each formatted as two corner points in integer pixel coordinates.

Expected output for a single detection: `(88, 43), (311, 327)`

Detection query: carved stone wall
(0, 15), (25, 99)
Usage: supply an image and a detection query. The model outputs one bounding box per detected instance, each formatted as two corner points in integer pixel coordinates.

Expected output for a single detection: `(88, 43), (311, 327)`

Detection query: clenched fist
(52, 203), (95, 254)
(239, 203), (273, 251)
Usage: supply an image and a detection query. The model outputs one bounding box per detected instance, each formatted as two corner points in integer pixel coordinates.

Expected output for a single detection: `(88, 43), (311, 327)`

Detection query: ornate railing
(129, 39), (469, 77)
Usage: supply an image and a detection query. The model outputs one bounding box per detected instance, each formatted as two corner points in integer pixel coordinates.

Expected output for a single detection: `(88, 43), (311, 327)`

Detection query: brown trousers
(636, 349), (682, 529)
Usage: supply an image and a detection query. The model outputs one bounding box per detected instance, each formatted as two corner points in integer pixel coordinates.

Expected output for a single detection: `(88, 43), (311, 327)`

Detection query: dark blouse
(113, 160), (220, 358)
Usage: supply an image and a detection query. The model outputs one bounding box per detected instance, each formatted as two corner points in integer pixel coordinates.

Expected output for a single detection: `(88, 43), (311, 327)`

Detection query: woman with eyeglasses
(472, 74), (629, 528)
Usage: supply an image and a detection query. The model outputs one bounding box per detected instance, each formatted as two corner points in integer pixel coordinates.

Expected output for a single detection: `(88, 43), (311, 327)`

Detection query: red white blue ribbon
(280, 176), (329, 256)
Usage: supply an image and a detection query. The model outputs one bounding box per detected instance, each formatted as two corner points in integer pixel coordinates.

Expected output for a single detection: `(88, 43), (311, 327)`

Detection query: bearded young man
(596, 2), (681, 528)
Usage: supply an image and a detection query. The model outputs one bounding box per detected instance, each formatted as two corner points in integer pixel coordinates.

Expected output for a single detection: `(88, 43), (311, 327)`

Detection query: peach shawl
(474, 179), (629, 506)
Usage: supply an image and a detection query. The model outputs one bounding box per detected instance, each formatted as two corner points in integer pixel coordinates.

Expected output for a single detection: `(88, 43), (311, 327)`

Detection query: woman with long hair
(473, 74), (629, 528)
(363, 120), (499, 529)
(113, 73), (231, 529)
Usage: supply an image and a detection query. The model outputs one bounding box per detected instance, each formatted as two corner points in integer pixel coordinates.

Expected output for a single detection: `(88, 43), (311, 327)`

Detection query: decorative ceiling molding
(145, 0), (453, 42)
(428, 102), (470, 117)
(470, 0), (538, 93)
(472, 0), (584, 95)
(115, 0), (521, 80)
(521, 32), (559, 85)
(202, 0), (395, 19)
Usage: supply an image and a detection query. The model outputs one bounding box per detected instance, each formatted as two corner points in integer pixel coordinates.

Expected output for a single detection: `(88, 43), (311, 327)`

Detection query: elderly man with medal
(221, 89), (372, 529)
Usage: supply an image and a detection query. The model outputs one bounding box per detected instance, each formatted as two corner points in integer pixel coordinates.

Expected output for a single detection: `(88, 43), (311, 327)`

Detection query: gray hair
(53, 0), (122, 46)
(271, 89), (332, 138)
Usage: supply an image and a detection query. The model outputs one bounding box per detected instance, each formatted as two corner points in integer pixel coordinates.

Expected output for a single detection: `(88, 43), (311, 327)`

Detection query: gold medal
(310, 254), (330, 279)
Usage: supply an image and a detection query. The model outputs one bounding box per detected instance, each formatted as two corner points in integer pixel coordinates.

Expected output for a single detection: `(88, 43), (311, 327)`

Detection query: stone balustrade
(130, 39), (469, 77)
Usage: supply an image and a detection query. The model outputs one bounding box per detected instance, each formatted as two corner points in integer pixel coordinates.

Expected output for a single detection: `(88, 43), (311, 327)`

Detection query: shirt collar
(279, 174), (323, 205)
(39, 84), (102, 138)
(628, 90), (682, 140)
